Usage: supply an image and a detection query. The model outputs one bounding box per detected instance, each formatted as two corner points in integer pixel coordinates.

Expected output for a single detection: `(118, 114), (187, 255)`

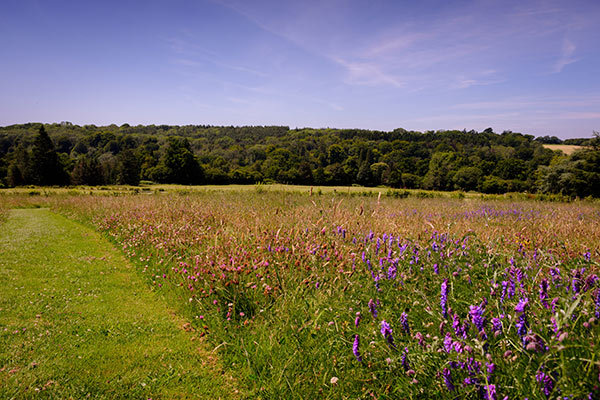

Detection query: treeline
(0, 123), (598, 197)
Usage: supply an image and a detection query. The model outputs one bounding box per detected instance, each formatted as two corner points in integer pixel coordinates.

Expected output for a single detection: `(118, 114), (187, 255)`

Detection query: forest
(0, 122), (598, 198)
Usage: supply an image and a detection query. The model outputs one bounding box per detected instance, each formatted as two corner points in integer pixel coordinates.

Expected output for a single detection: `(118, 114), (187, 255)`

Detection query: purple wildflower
(443, 368), (455, 391)
(401, 347), (410, 371)
(368, 298), (378, 318)
(536, 370), (554, 398)
(550, 267), (561, 284)
(441, 279), (449, 319)
(381, 320), (395, 347)
(452, 313), (469, 339)
(354, 312), (361, 327)
(491, 317), (502, 334)
(464, 377), (478, 386)
(443, 333), (453, 353)
(515, 298), (529, 313)
(353, 334), (362, 362)
(551, 297), (559, 314)
(539, 279), (549, 309)
(595, 288), (600, 319)
(500, 281), (508, 304)
(516, 313), (528, 343)
(484, 384), (497, 400)
(400, 312), (410, 335)
(469, 304), (486, 333)
(466, 357), (482, 373)
(584, 274), (598, 292)
(387, 262), (397, 280)
(572, 268), (584, 294)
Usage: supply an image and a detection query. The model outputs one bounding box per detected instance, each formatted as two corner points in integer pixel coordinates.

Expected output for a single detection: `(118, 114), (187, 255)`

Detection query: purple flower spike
(469, 305), (486, 333)
(401, 347), (410, 371)
(443, 333), (454, 353)
(381, 320), (395, 347)
(353, 334), (362, 362)
(491, 317), (502, 334)
(354, 312), (361, 327)
(536, 370), (554, 398)
(539, 279), (550, 309)
(515, 298), (529, 313)
(595, 288), (600, 319)
(516, 313), (529, 343)
(400, 312), (410, 335)
(443, 368), (455, 391)
(483, 384), (496, 400)
(441, 279), (449, 319)
(368, 298), (378, 318)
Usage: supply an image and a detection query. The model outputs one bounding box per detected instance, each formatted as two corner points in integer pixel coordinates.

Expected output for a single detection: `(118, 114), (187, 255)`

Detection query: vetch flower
(469, 304), (486, 335)
(400, 312), (410, 335)
(368, 299), (378, 318)
(595, 288), (600, 319)
(536, 369), (554, 398)
(515, 298), (529, 313)
(443, 368), (455, 392)
(443, 333), (454, 353)
(401, 347), (410, 371)
(353, 334), (362, 362)
(539, 280), (549, 309)
(483, 384), (496, 400)
(441, 279), (449, 319)
(380, 320), (395, 347)
(516, 314), (529, 344)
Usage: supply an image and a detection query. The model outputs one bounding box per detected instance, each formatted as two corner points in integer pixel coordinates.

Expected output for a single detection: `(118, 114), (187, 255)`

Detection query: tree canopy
(0, 123), (597, 198)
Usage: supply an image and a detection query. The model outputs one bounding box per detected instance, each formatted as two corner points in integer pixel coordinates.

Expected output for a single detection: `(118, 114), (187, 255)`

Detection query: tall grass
(2, 192), (599, 398)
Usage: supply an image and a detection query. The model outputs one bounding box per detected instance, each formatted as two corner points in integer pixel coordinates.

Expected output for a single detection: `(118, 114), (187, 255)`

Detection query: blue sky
(1, 0), (599, 138)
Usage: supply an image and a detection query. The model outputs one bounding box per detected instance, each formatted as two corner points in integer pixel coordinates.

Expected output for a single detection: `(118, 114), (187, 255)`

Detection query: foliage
(0, 123), (598, 197)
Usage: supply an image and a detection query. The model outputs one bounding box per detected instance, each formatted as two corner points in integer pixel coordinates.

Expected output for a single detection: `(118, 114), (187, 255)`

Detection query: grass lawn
(0, 208), (239, 399)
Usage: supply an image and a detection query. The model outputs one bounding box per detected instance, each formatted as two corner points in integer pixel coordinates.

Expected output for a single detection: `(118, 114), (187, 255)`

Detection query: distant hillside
(0, 123), (598, 197)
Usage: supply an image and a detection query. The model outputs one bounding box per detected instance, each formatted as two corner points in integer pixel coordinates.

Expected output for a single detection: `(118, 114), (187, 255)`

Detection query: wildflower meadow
(2, 190), (599, 399)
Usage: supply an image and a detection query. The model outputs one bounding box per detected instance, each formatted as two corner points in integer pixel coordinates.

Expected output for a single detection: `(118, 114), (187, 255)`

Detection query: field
(542, 144), (585, 155)
(1, 187), (599, 399)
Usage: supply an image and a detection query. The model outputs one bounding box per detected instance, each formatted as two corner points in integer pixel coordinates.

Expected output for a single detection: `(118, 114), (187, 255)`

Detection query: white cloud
(552, 39), (578, 73)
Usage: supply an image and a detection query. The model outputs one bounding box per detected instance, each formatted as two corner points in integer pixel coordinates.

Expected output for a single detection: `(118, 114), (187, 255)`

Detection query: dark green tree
(30, 126), (68, 185)
(453, 166), (483, 191)
(159, 137), (204, 184)
(117, 149), (141, 185)
(71, 156), (105, 186)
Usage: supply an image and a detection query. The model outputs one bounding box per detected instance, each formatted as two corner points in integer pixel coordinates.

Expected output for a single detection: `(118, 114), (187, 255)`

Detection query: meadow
(1, 187), (599, 399)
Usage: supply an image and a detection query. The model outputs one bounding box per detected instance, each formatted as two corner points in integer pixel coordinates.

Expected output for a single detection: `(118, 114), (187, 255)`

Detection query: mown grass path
(0, 208), (238, 399)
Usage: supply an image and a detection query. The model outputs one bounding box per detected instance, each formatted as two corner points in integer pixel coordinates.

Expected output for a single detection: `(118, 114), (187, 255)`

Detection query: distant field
(0, 183), (562, 201)
(0, 184), (467, 198)
(543, 144), (585, 155)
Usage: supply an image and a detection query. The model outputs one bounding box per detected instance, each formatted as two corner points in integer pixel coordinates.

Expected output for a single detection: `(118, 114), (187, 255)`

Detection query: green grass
(0, 208), (240, 399)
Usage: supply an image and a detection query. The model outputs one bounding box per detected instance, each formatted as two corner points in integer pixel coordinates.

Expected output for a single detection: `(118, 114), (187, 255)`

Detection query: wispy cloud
(552, 38), (578, 73)
(560, 112), (600, 120)
(451, 94), (600, 111)
(332, 58), (404, 88)
(165, 36), (268, 78)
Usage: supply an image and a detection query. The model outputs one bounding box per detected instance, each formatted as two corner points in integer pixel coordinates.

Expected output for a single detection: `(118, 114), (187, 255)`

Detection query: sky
(1, 0), (599, 139)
